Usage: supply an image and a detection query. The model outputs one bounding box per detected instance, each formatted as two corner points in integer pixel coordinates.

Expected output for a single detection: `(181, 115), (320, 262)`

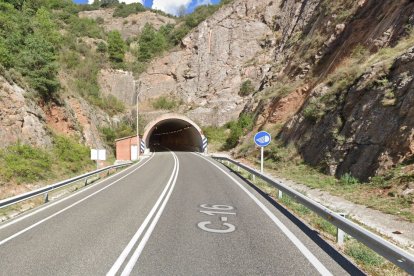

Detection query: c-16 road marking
(197, 204), (236, 234)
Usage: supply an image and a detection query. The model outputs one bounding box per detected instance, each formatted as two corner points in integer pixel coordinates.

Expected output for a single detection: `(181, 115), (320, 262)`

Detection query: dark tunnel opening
(147, 119), (203, 152)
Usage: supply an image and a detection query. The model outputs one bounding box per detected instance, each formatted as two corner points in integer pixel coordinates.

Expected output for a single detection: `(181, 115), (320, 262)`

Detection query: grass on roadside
(0, 134), (95, 192)
(223, 161), (406, 275)
(235, 138), (414, 223)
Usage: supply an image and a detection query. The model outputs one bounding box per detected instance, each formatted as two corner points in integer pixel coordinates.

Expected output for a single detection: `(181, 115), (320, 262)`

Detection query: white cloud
(196, 0), (212, 5)
(120, 0), (144, 4)
(152, 0), (192, 16)
(88, 0), (144, 4)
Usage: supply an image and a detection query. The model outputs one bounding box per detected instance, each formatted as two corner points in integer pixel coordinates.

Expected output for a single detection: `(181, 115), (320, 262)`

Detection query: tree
(16, 34), (60, 99)
(107, 30), (126, 63)
(4, 0), (25, 10)
(99, 0), (119, 8)
(177, 5), (186, 17)
(138, 24), (167, 62)
(33, 7), (61, 45)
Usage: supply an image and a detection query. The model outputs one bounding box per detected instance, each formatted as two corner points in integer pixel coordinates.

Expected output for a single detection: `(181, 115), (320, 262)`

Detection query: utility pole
(134, 80), (142, 160)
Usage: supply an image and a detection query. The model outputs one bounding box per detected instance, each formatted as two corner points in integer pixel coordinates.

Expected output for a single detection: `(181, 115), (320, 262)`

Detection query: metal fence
(0, 162), (132, 209)
(212, 156), (414, 274)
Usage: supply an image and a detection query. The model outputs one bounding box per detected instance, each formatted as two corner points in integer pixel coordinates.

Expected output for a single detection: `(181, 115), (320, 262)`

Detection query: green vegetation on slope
(100, 121), (135, 151)
(201, 113), (255, 152)
(113, 2), (146, 18)
(0, 135), (93, 185)
(152, 96), (180, 110)
(0, 2), (61, 100)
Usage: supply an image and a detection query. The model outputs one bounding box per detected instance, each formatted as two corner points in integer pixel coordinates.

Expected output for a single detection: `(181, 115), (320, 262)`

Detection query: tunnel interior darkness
(146, 119), (203, 152)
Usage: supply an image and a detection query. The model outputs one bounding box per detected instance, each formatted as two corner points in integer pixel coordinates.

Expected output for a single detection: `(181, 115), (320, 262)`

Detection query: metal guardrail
(0, 162), (132, 209)
(212, 156), (414, 274)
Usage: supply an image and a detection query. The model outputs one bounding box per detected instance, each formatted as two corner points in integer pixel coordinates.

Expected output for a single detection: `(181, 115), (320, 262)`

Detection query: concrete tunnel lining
(142, 114), (205, 152)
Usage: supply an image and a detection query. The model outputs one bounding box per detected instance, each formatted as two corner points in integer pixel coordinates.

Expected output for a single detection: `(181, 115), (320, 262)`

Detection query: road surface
(0, 151), (363, 275)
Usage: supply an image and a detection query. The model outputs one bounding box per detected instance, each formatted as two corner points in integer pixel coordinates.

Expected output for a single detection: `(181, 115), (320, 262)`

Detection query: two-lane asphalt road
(0, 151), (362, 275)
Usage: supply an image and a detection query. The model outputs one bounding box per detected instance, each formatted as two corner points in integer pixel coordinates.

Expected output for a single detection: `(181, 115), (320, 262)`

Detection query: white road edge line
(0, 154), (155, 246)
(120, 151), (180, 276)
(107, 151), (178, 276)
(0, 154), (154, 231)
(194, 153), (332, 276)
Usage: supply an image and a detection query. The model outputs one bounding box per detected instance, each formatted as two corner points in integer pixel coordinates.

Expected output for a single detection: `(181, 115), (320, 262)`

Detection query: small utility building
(115, 136), (139, 161)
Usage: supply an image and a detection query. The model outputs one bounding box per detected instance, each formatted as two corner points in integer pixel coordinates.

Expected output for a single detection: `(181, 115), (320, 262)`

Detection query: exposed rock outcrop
(0, 76), (51, 148)
(136, 0), (280, 126)
(98, 69), (135, 106)
(280, 46), (414, 181)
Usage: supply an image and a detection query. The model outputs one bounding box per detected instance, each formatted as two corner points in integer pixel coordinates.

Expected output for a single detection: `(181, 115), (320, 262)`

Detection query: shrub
(224, 113), (254, 149)
(152, 96), (179, 110)
(60, 49), (80, 69)
(239, 80), (254, 96)
(137, 24), (168, 62)
(100, 122), (135, 150)
(202, 126), (228, 145)
(108, 30), (126, 63)
(345, 240), (384, 267)
(113, 3), (146, 18)
(53, 135), (92, 173)
(340, 173), (359, 185)
(68, 16), (104, 39)
(0, 144), (52, 183)
(96, 41), (107, 53)
(303, 98), (325, 121)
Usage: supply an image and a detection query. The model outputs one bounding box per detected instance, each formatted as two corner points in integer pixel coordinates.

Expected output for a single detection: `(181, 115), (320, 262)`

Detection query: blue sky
(72, 0), (221, 15)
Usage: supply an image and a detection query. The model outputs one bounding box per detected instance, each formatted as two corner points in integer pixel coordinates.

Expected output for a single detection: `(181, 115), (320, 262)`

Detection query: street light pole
(134, 80), (142, 159)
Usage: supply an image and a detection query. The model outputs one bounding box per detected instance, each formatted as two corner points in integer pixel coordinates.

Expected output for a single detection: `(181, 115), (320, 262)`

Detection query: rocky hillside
(79, 8), (176, 40)
(0, 0), (413, 183)
(124, 0), (413, 181)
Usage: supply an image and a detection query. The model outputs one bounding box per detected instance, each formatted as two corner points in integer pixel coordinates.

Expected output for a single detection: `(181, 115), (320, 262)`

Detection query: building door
(131, 145), (138, 161)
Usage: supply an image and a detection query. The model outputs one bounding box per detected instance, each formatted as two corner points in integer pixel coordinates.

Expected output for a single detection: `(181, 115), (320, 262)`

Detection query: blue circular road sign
(254, 131), (271, 147)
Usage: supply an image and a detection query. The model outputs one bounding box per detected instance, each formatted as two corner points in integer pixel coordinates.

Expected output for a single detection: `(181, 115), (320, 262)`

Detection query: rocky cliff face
(0, 74), (112, 150)
(98, 69), (136, 105)
(247, 0), (414, 180)
(136, 0), (280, 126)
(0, 76), (51, 148)
(124, 0), (413, 179)
(280, 45), (414, 181)
(1, 0), (412, 181)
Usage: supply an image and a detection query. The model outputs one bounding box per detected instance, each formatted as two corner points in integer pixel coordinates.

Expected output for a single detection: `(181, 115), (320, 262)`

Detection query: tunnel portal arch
(142, 114), (205, 152)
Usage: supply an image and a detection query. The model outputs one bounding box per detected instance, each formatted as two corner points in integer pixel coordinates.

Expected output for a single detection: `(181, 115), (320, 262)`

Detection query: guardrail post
(337, 213), (346, 246)
(252, 174), (256, 182)
(84, 177), (88, 186)
(278, 190), (283, 199)
(44, 193), (49, 203)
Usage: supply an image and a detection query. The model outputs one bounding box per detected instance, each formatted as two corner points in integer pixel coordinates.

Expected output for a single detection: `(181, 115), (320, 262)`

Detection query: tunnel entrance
(143, 114), (205, 152)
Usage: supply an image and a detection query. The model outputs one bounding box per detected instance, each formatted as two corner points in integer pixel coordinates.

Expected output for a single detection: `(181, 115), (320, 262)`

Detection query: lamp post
(134, 80), (142, 160)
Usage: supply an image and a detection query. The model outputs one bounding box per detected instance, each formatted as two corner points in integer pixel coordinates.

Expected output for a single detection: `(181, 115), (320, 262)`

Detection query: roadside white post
(337, 213), (346, 246)
(278, 190), (283, 199)
(253, 131), (271, 175)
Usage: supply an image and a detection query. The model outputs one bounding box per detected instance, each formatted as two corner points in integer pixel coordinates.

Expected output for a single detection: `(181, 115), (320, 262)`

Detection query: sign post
(254, 131), (271, 174)
(91, 149), (106, 169)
